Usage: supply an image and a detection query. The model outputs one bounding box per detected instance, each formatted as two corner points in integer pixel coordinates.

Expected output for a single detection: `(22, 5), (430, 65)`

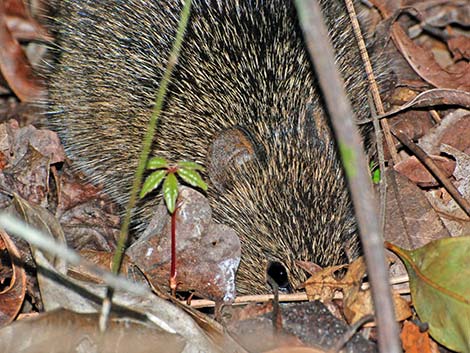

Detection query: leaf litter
(0, 0), (469, 352)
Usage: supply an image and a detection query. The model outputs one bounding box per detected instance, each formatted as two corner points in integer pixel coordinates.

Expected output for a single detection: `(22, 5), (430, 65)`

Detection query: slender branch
(294, 1), (401, 352)
(170, 207), (178, 295)
(344, 0), (399, 165)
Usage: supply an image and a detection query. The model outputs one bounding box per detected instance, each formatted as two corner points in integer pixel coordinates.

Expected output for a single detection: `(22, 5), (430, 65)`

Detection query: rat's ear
(207, 128), (256, 193)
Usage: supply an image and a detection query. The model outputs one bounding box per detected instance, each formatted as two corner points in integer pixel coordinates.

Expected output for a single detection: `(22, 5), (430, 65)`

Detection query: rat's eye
(267, 261), (290, 289)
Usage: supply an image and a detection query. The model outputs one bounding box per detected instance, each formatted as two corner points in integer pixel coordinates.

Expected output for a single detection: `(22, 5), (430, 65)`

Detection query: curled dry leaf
(380, 89), (470, 119)
(418, 109), (470, 156)
(0, 2), (44, 101)
(4, 0), (52, 41)
(0, 121), (65, 167)
(12, 193), (67, 268)
(303, 263), (348, 301)
(391, 23), (470, 91)
(343, 286), (411, 325)
(55, 165), (120, 252)
(3, 144), (50, 207)
(303, 257), (411, 325)
(338, 257), (411, 325)
(0, 229), (26, 327)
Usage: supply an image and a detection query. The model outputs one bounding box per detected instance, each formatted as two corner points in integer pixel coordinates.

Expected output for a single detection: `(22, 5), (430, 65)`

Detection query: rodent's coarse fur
(49, 0), (369, 294)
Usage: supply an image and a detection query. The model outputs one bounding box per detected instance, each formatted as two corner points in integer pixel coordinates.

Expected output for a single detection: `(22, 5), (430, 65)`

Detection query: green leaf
(177, 167), (208, 191)
(147, 157), (168, 170)
(372, 168), (381, 184)
(177, 160), (204, 171)
(386, 237), (470, 352)
(140, 170), (167, 198)
(163, 173), (179, 213)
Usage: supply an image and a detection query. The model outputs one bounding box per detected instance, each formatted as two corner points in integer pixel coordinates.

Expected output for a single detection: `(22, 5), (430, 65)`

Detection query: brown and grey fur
(49, 0), (369, 294)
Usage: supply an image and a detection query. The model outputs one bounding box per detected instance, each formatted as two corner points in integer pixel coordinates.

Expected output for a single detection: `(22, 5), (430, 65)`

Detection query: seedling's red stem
(170, 206), (178, 296)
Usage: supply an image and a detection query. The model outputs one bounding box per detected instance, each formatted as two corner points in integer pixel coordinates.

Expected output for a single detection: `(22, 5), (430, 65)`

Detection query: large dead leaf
(0, 309), (185, 353)
(128, 187), (240, 301)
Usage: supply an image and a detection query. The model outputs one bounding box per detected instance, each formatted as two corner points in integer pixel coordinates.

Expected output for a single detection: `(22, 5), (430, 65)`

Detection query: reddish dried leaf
(4, 0), (30, 18)
(384, 170), (451, 285)
(0, 2), (44, 102)
(401, 320), (439, 353)
(0, 229), (26, 327)
(3, 144), (50, 206)
(389, 110), (434, 141)
(55, 165), (103, 212)
(394, 155), (456, 187)
(384, 170), (450, 250)
(4, 0), (51, 41)
(392, 24), (470, 91)
(56, 166), (120, 251)
(448, 35), (470, 61)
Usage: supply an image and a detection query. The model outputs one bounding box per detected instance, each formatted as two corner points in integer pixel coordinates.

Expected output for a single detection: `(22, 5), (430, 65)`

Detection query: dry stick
(345, 0), (390, 234)
(187, 274), (411, 309)
(344, 0), (399, 165)
(294, 1), (401, 353)
(393, 129), (470, 218)
(100, 0), (193, 331)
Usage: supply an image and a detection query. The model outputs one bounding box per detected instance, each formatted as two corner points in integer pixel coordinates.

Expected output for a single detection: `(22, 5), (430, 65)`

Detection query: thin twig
(294, 1), (401, 352)
(344, 0), (399, 165)
(187, 274), (410, 308)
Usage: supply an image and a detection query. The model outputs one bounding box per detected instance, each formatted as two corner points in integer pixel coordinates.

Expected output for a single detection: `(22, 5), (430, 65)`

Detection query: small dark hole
(211, 240), (217, 246)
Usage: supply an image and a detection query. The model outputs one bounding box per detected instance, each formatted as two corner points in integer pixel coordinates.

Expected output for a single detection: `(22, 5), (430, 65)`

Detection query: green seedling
(141, 157), (207, 294)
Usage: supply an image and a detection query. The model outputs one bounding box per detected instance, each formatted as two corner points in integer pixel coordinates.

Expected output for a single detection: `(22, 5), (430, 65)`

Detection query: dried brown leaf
(0, 3), (44, 101)
(0, 309), (185, 353)
(0, 229), (26, 327)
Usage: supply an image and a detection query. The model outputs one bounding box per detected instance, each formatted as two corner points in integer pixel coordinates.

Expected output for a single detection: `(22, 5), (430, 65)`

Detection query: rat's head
(207, 111), (359, 294)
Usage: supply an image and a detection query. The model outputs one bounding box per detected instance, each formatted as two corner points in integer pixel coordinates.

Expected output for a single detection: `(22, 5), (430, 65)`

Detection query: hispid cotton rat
(49, 0), (374, 294)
